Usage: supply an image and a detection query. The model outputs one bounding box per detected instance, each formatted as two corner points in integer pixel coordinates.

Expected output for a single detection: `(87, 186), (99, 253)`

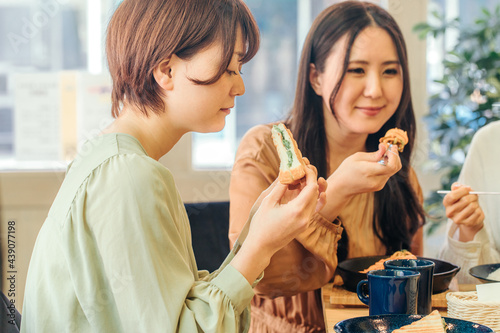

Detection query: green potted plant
(413, 6), (500, 233)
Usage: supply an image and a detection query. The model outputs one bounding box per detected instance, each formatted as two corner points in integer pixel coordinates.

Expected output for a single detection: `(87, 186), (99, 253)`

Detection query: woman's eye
(384, 68), (399, 75)
(226, 70), (243, 76)
(347, 68), (364, 74)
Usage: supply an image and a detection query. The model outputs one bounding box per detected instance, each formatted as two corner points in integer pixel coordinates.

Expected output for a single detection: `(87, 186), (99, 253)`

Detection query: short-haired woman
(21, 1), (325, 331)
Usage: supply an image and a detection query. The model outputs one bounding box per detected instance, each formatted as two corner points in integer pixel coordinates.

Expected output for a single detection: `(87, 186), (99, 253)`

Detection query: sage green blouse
(21, 133), (255, 333)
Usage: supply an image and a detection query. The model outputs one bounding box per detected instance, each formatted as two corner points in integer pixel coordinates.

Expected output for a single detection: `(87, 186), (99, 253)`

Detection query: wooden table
(321, 278), (476, 333)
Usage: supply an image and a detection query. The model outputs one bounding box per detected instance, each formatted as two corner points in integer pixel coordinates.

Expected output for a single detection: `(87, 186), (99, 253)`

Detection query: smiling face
(166, 29), (246, 134)
(310, 26), (403, 138)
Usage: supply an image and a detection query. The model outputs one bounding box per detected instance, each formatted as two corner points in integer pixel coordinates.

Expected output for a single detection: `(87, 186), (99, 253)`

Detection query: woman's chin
(198, 122), (226, 134)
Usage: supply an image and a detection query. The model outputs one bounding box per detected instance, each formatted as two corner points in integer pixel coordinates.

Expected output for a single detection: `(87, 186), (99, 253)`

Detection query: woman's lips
(357, 106), (384, 116)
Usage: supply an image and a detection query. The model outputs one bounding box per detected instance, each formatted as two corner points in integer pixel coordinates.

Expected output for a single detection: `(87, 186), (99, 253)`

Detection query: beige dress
(229, 123), (424, 333)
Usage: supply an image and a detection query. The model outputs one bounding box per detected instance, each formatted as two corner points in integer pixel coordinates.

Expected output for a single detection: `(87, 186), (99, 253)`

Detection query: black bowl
(469, 263), (500, 283)
(336, 255), (460, 294)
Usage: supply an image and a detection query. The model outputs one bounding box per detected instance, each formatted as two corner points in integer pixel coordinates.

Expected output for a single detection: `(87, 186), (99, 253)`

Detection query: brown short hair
(106, 0), (260, 117)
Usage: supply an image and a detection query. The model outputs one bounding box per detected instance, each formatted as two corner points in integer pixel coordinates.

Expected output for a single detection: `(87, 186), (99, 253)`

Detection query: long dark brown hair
(106, 0), (259, 118)
(287, 1), (425, 255)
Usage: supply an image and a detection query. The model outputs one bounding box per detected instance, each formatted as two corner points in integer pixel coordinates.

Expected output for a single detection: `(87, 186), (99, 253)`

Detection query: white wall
(1, 171), (63, 310)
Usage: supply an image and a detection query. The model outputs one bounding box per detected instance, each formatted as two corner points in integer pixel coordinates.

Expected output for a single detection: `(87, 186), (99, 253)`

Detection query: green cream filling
(273, 125), (294, 168)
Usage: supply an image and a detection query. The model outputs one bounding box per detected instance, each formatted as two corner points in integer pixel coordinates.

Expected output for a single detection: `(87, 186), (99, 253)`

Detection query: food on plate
(379, 127), (408, 152)
(486, 267), (500, 281)
(359, 250), (417, 273)
(392, 310), (447, 332)
(271, 123), (307, 185)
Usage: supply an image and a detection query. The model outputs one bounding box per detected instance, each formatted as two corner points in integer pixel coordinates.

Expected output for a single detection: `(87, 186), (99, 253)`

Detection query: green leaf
(413, 22), (431, 32)
(481, 7), (491, 17)
(431, 10), (443, 20)
(415, 4), (500, 235)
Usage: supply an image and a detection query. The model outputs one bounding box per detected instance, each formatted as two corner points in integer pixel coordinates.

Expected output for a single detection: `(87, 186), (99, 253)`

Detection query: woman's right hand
(319, 143), (402, 220)
(230, 164), (327, 284)
(247, 164), (326, 254)
(443, 182), (484, 242)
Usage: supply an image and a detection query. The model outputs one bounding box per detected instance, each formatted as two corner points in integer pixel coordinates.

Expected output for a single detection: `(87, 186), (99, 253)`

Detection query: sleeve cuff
(446, 224), (485, 258)
(314, 212), (343, 230)
(211, 264), (255, 315)
(472, 225), (489, 243)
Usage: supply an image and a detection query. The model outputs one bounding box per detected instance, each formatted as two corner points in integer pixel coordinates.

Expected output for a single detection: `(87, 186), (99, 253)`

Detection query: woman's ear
(153, 58), (174, 91)
(309, 63), (322, 96)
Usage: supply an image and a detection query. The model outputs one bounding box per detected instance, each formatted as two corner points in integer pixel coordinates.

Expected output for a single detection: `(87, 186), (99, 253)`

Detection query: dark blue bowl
(336, 256), (460, 294)
(469, 263), (500, 283)
(334, 314), (494, 332)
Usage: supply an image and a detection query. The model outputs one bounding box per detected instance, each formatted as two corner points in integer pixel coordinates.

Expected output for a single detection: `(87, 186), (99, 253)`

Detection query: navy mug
(384, 259), (435, 315)
(357, 269), (420, 316)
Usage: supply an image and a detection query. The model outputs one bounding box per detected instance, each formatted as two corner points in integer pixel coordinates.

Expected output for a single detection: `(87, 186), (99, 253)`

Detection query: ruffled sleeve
(229, 124), (343, 297)
(21, 134), (256, 333)
(97, 155), (255, 332)
(63, 152), (254, 332)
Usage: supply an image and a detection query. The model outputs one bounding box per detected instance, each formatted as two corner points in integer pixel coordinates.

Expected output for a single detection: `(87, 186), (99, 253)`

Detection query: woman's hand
(247, 164), (326, 254)
(230, 164), (327, 284)
(443, 182), (484, 242)
(278, 158), (328, 210)
(319, 143), (402, 220)
(245, 158), (327, 220)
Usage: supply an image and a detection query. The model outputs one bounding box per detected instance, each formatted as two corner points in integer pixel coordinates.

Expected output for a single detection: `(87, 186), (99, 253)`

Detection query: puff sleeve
(21, 136), (255, 333)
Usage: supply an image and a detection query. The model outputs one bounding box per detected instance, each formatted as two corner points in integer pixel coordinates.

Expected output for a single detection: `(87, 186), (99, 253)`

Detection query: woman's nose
(363, 73), (382, 99)
(231, 74), (245, 96)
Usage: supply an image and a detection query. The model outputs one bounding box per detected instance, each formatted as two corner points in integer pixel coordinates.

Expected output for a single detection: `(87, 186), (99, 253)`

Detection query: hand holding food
(379, 127), (408, 152)
(327, 144), (402, 195)
(272, 123), (307, 185)
(317, 145), (402, 221)
(243, 165), (325, 256)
